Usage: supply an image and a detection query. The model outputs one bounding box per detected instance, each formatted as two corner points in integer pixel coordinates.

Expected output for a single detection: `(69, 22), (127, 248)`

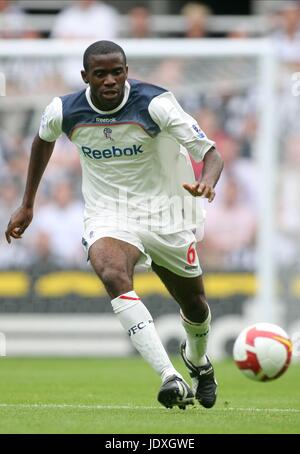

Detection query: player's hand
(5, 206), (33, 244)
(182, 181), (215, 203)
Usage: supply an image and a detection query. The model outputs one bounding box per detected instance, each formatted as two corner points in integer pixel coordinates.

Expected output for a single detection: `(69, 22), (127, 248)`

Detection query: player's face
(81, 53), (128, 111)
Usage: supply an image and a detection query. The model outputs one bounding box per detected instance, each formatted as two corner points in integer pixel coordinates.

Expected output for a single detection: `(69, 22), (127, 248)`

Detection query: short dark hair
(83, 40), (127, 71)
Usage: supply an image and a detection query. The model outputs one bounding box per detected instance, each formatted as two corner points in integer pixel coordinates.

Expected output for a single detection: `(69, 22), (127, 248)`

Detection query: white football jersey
(39, 79), (215, 234)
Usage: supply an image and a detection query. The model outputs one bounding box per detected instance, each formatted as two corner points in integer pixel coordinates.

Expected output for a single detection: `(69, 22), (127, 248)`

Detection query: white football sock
(181, 308), (211, 367)
(111, 291), (181, 383)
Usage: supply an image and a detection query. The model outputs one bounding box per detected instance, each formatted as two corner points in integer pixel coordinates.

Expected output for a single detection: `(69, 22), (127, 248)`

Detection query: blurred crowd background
(1, 0), (300, 273)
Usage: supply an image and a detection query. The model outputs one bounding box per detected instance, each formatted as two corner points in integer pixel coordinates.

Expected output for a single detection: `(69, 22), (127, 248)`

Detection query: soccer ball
(233, 323), (293, 381)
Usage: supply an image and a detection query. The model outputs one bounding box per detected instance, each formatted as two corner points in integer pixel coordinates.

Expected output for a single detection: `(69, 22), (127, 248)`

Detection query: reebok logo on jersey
(95, 117), (116, 123)
(81, 145), (144, 160)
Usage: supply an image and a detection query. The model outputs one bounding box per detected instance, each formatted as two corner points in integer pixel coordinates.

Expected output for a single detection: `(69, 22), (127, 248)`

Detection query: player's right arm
(5, 136), (55, 243)
(5, 97), (63, 243)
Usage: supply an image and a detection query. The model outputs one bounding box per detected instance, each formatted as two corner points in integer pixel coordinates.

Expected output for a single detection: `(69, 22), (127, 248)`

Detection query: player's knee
(194, 293), (209, 314)
(100, 267), (132, 298)
(181, 293), (209, 322)
(180, 290), (207, 308)
(197, 292), (208, 308)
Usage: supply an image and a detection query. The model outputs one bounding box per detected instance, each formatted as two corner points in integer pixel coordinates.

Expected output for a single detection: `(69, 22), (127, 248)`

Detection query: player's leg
(89, 236), (140, 298)
(89, 237), (194, 408)
(151, 262), (210, 365)
(151, 261), (217, 408)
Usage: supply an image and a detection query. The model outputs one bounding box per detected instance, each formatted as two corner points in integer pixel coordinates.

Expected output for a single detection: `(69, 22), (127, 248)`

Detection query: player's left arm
(148, 92), (224, 202)
(182, 146), (223, 202)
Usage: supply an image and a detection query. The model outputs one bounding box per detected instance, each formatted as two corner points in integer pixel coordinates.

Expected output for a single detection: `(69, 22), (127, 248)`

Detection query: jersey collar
(85, 80), (131, 115)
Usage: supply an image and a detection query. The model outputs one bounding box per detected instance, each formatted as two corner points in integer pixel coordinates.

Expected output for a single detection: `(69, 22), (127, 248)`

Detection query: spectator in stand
(149, 58), (184, 91)
(52, 0), (120, 40)
(38, 135), (81, 191)
(0, 0), (25, 38)
(180, 2), (212, 39)
(0, 133), (12, 181)
(0, 179), (20, 229)
(0, 178), (30, 267)
(227, 24), (251, 39)
(125, 4), (153, 38)
(5, 136), (30, 184)
(51, 0), (120, 89)
(268, 2), (300, 137)
(215, 133), (259, 213)
(270, 1), (300, 66)
(29, 231), (60, 269)
(276, 134), (300, 267)
(278, 135), (300, 240)
(0, 0), (41, 38)
(201, 176), (257, 270)
(30, 181), (84, 267)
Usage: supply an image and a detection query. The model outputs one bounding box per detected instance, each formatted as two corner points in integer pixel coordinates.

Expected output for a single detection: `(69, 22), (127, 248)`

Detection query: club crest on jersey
(103, 127), (113, 141)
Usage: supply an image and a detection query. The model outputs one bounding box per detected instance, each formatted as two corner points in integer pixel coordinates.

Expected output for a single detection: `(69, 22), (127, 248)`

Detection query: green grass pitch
(0, 357), (299, 434)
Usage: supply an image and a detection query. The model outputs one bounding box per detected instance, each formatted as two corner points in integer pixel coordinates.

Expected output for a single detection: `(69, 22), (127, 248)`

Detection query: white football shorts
(82, 220), (202, 278)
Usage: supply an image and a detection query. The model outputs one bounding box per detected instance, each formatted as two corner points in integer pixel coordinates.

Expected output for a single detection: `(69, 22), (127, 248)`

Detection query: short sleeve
(39, 97), (63, 142)
(148, 92), (215, 162)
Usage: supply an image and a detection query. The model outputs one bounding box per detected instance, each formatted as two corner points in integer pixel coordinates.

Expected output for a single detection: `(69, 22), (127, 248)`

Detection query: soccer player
(6, 41), (223, 410)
